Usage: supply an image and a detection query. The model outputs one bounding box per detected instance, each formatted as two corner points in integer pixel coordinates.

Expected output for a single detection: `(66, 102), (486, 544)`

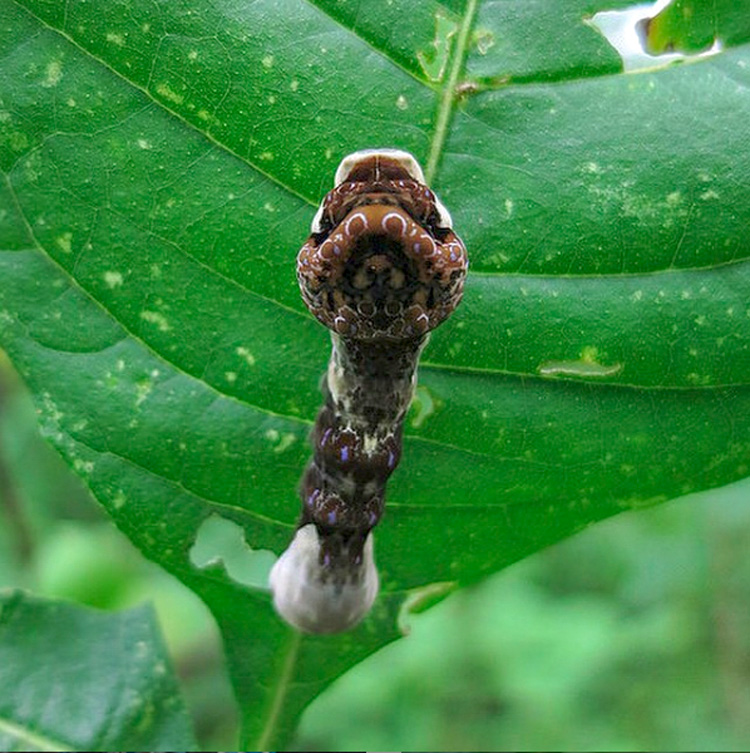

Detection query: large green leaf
(1, 0), (749, 748)
(0, 590), (195, 751)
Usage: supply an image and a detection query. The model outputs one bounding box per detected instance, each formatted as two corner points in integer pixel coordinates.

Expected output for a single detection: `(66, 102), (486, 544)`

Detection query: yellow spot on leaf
(55, 232), (73, 254)
(473, 28), (495, 55)
(43, 60), (63, 88)
(273, 433), (297, 454)
(135, 378), (154, 407)
(156, 83), (184, 105)
(103, 271), (123, 288)
(73, 458), (95, 475)
(410, 384), (439, 429)
(236, 346), (256, 366)
(140, 310), (170, 332)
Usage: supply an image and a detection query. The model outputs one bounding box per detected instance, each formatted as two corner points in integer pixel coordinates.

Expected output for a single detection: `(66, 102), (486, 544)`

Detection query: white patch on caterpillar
(334, 148), (426, 186)
(362, 433), (380, 455)
(326, 347), (346, 405)
(432, 194), (453, 229)
(270, 524), (379, 634)
(310, 201), (326, 233)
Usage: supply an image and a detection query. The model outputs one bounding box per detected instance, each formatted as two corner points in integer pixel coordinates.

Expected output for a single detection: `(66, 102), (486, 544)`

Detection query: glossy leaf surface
(0, 591), (195, 752)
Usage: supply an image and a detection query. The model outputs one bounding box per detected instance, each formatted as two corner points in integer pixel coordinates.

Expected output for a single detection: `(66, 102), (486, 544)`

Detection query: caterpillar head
(297, 149), (468, 340)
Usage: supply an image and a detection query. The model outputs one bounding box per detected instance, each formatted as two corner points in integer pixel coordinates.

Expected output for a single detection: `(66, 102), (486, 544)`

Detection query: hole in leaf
(189, 515), (276, 590)
(417, 11), (458, 83)
(588, 0), (722, 73)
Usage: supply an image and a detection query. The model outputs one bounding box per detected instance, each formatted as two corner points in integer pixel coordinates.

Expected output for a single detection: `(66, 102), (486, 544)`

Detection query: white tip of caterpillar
(269, 524), (379, 634)
(334, 148), (426, 187)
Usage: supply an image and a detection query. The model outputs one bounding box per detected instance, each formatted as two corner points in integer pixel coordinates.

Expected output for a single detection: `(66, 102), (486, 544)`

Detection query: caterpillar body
(270, 149), (468, 633)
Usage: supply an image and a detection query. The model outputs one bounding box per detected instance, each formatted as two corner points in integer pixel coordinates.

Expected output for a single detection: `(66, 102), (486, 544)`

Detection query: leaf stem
(425, 0), (478, 184)
(253, 629), (302, 751)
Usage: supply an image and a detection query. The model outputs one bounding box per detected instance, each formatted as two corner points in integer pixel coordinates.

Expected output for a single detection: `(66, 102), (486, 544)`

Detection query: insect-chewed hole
(588, 1), (722, 71)
(190, 514), (277, 590)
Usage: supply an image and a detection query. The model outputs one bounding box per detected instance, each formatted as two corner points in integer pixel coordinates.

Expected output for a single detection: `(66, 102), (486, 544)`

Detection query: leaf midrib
(425, 0), (478, 181)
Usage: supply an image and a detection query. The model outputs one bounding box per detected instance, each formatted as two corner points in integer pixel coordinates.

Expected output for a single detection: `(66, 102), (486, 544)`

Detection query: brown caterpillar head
(297, 149), (468, 340)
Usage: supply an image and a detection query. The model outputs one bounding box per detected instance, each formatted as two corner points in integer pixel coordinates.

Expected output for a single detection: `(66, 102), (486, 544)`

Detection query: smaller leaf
(0, 591), (196, 752)
(639, 0), (750, 54)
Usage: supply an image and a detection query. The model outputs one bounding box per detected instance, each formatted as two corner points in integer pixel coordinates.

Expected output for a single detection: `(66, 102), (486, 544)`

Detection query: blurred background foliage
(2, 351), (749, 752)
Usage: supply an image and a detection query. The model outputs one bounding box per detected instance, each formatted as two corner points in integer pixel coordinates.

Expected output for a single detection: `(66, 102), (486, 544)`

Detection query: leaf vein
(2, 173), (317, 425)
(301, 0), (436, 89)
(0, 717), (73, 753)
(10, 0), (317, 206)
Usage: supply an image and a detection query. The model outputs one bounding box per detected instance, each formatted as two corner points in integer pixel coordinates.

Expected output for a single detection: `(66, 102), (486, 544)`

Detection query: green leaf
(640, 0), (750, 54)
(0, 590), (196, 752)
(466, 0), (642, 84)
(1, 0), (749, 748)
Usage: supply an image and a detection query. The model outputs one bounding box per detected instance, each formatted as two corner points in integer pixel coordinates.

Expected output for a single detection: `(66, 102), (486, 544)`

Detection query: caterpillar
(270, 149), (468, 633)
